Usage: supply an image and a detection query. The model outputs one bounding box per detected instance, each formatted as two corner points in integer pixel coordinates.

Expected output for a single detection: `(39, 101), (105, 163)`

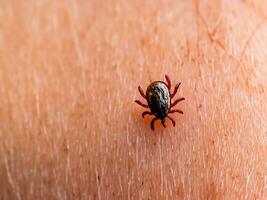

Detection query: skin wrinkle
(0, 0), (266, 199)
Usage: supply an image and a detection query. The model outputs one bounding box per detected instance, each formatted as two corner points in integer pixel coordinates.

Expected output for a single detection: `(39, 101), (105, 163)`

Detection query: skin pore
(0, 0), (266, 199)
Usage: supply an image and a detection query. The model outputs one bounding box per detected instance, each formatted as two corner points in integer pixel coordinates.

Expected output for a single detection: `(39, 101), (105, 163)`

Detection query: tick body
(135, 75), (185, 130)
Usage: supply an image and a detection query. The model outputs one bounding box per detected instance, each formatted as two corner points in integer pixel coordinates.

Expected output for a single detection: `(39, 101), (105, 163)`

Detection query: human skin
(0, 0), (266, 199)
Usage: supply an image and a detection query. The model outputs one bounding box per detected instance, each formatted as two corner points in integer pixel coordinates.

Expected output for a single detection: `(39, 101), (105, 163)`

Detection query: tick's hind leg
(167, 115), (176, 127)
(171, 97), (185, 107)
(150, 117), (159, 131)
(165, 75), (171, 89)
(135, 100), (149, 108)
(142, 111), (153, 118)
(138, 86), (146, 99)
(161, 120), (166, 128)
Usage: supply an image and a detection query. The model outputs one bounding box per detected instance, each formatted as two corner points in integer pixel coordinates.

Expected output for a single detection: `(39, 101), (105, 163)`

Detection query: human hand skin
(0, 0), (266, 199)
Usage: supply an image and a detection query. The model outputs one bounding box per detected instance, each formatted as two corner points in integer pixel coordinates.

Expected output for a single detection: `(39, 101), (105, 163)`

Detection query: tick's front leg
(171, 82), (181, 98)
(165, 75), (171, 89)
(138, 86), (146, 99)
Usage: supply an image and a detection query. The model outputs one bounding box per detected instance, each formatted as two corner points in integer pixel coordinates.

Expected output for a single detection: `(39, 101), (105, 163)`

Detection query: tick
(135, 75), (185, 130)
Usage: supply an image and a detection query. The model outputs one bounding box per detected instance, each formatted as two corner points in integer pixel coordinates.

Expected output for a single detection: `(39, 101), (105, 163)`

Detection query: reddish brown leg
(169, 109), (183, 114)
(161, 119), (166, 128)
(142, 111), (153, 118)
(171, 97), (185, 107)
(165, 74), (171, 89)
(135, 100), (149, 108)
(151, 117), (159, 131)
(138, 86), (146, 99)
(167, 115), (176, 127)
(171, 82), (181, 98)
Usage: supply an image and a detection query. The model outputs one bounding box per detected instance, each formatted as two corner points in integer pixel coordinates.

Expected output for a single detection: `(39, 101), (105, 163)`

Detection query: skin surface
(0, 0), (266, 199)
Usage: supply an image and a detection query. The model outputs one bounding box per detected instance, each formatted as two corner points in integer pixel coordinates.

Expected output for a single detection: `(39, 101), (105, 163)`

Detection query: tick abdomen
(146, 81), (171, 119)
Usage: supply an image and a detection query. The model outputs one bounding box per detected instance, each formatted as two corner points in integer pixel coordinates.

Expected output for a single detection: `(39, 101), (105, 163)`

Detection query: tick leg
(169, 109), (183, 114)
(171, 82), (181, 98)
(151, 117), (159, 131)
(142, 111), (153, 118)
(171, 97), (185, 107)
(161, 120), (166, 128)
(135, 100), (149, 108)
(138, 86), (146, 99)
(165, 74), (171, 89)
(167, 115), (176, 127)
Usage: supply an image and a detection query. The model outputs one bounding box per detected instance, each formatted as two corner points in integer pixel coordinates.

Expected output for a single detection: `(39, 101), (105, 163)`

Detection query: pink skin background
(0, 0), (266, 199)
